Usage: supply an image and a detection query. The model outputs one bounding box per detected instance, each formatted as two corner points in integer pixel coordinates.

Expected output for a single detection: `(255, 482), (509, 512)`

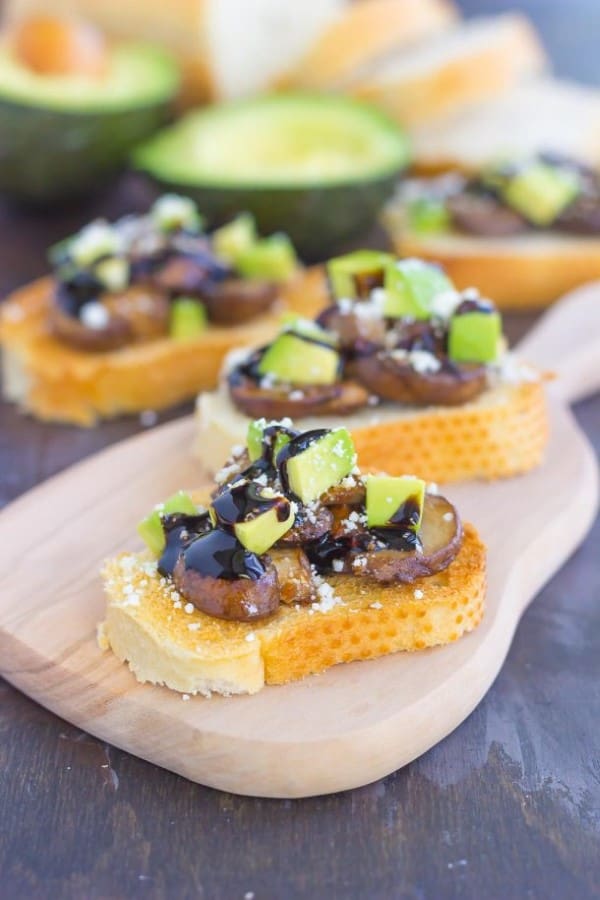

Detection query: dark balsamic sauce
(158, 511), (212, 577)
(182, 528), (266, 581)
(212, 480), (291, 527)
(454, 298), (495, 316)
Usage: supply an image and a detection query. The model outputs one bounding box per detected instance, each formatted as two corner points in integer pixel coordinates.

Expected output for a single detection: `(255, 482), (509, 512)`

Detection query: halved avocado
(133, 93), (410, 258)
(0, 43), (179, 202)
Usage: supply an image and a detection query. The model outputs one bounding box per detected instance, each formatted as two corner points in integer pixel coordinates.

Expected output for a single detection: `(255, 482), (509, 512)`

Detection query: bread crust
(391, 231), (600, 309)
(349, 14), (546, 127)
(0, 267), (327, 426)
(100, 524), (486, 696)
(278, 0), (457, 90)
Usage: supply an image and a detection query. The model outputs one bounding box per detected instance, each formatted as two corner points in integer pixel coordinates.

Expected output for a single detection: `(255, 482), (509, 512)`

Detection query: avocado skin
(0, 97), (173, 202)
(140, 172), (401, 261)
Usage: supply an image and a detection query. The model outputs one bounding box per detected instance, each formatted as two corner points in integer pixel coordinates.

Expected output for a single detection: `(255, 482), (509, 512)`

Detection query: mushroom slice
(203, 279), (278, 324)
(355, 494), (462, 583)
(269, 548), (315, 604)
(316, 304), (386, 351)
(354, 352), (487, 406)
(277, 505), (333, 545)
(447, 191), (528, 237)
(229, 373), (369, 419)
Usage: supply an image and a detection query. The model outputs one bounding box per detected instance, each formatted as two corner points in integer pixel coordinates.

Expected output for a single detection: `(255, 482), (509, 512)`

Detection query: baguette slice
(279, 0), (458, 90)
(411, 79), (600, 173)
(0, 268), (327, 426)
(385, 229), (600, 310)
(100, 524), (486, 696)
(347, 13), (546, 127)
(196, 365), (548, 485)
(3, 0), (346, 103)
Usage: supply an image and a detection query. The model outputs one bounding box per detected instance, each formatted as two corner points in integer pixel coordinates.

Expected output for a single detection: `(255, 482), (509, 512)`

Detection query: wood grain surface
(1, 1), (600, 897)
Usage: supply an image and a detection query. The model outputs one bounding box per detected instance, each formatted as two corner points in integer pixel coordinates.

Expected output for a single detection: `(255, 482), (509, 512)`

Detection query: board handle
(517, 281), (600, 405)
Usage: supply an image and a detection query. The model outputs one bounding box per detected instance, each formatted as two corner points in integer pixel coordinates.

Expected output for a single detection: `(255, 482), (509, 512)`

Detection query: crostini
(99, 422), (486, 696)
(0, 195), (325, 425)
(196, 251), (548, 483)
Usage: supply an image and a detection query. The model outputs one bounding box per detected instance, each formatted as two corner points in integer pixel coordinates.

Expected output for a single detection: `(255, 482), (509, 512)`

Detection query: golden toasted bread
(196, 373), (548, 485)
(0, 267), (327, 426)
(100, 524), (486, 696)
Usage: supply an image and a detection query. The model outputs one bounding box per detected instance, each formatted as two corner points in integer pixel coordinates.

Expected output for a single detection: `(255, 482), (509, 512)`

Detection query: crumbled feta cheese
(182, 693), (191, 701)
(245, 633), (256, 642)
(428, 482), (439, 495)
(442, 511), (454, 522)
(289, 390), (304, 401)
(80, 302), (110, 330)
(184, 603), (194, 614)
(414, 589), (424, 600)
(332, 559), (345, 573)
(188, 623), (201, 631)
(370, 601), (383, 609)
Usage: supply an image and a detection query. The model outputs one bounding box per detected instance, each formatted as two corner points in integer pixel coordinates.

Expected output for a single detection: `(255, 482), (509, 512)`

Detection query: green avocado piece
(0, 44), (179, 202)
(502, 163), (580, 226)
(327, 249), (394, 299)
(407, 198), (451, 235)
(212, 213), (257, 265)
(137, 490), (198, 555)
(133, 93), (410, 258)
(448, 311), (501, 363)
(247, 419), (292, 462)
(95, 257), (130, 292)
(236, 234), (297, 280)
(283, 316), (338, 347)
(258, 333), (340, 385)
(169, 298), (208, 340)
(366, 475), (425, 530)
(152, 194), (203, 233)
(384, 259), (454, 319)
(284, 428), (357, 503)
(234, 498), (295, 555)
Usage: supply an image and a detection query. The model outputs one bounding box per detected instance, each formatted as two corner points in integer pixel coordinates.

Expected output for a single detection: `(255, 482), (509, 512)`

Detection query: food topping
(47, 199), (298, 352)
(399, 153), (600, 237)
(228, 253), (504, 418)
(137, 423), (462, 621)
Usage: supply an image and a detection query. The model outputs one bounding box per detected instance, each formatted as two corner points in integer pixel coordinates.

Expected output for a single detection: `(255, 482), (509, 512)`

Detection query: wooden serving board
(1, 285), (599, 799)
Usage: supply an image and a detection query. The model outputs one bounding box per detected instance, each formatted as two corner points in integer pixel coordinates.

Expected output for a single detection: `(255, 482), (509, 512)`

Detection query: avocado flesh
(384, 259), (454, 319)
(133, 94), (410, 258)
(366, 475), (425, 529)
(448, 311), (501, 364)
(258, 334), (340, 385)
(169, 299), (207, 340)
(247, 420), (291, 462)
(502, 163), (580, 227)
(234, 503), (295, 555)
(0, 44), (178, 202)
(408, 198), (451, 235)
(138, 490), (198, 556)
(236, 234), (297, 280)
(213, 214), (257, 265)
(327, 249), (394, 299)
(285, 429), (357, 504)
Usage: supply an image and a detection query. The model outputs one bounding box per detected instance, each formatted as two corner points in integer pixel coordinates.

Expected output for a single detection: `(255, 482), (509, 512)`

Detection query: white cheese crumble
(80, 301), (110, 330)
(245, 633), (256, 642)
(182, 694), (191, 701)
(442, 511), (454, 522)
(414, 589), (424, 600)
(332, 559), (345, 573)
(370, 602), (383, 609)
(184, 603), (194, 615)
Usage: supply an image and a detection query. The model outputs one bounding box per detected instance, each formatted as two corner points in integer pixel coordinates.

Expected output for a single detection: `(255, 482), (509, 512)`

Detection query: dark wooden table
(1, 3), (599, 898)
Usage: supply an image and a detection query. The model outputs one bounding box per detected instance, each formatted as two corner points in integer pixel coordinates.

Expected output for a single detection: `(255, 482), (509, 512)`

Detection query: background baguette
(385, 229), (600, 309)
(2, 0), (346, 103)
(101, 523), (486, 696)
(278, 0), (458, 90)
(410, 79), (600, 173)
(196, 372), (548, 484)
(346, 13), (546, 127)
(0, 268), (327, 426)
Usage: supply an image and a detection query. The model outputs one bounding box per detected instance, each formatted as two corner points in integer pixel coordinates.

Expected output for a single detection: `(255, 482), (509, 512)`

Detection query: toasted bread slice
(384, 228), (600, 310)
(346, 14), (546, 128)
(411, 79), (600, 173)
(0, 268), (327, 426)
(196, 368), (547, 485)
(278, 0), (457, 90)
(100, 523), (486, 696)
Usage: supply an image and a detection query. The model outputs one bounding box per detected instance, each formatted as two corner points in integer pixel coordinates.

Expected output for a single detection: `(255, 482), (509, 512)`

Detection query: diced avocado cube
(258, 333), (340, 385)
(212, 213), (257, 265)
(69, 221), (121, 267)
(152, 194), (203, 233)
(407, 198), (451, 235)
(283, 316), (338, 347)
(137, 490), (198, 555)
(236, 234), (297, 280)
(95, 257), (130, 292)
(247, 419), (292, 462)
(284, 428), (356, 503)
(384, 259), (454, 319)
(169, 298), (208, 340)
(234, 499), (295, 555)
(327, 250), (394, 300)
(502, 163), (580, 226)
(448, 311), (501, 363)
(366, 475), (425, 530)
